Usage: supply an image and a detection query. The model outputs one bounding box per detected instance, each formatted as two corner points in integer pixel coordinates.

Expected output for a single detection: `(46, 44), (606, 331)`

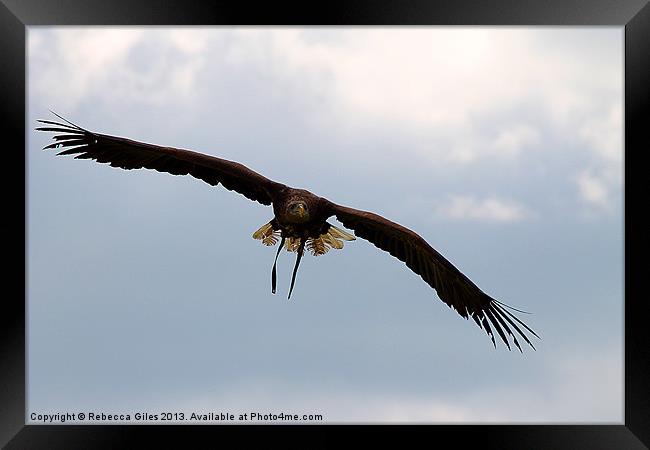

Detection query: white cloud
(222, 28), (620, 167)
(247, 29), (514, 128)
(167, 29), (210, 54)
(579, 103), (623, 164)
(29, 28), (623, 215)
(447, 123), (540, 163)
(575, 164), (621, 213)
(175, 386), (479, 423)
(572, 103), (623, 213)
(29, 28), (212, 110)
(28, 344), (622, 424)
(168, 344), (621, 423)
(30, 28), (144, 110)
(576, 170), (608, 207)
(30, 29), (621, 165)
(491, 124), (540, 157)
(433, 195), (532, 223)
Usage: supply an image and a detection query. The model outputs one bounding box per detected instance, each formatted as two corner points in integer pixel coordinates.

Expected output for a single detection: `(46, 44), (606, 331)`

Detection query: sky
(27, 27), (623, 423)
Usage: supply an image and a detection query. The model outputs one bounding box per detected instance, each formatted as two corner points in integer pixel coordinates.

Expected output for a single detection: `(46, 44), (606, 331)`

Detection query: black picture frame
(2, 0), (648, 447)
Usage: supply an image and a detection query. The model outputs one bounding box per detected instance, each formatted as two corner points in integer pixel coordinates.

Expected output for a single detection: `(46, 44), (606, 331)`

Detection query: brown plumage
(37, 112), (539, 351)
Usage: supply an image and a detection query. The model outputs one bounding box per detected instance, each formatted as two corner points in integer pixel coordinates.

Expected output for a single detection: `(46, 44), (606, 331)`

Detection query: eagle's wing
(36, 114), (286, 206)
(326, 202), (539, 351)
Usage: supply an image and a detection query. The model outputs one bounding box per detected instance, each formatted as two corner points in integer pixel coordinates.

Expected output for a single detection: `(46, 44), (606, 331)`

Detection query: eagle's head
(287, 200), (310, 223)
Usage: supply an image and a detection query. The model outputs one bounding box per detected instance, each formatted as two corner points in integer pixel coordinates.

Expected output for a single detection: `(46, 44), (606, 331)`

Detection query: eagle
(37, 112), (539, 352)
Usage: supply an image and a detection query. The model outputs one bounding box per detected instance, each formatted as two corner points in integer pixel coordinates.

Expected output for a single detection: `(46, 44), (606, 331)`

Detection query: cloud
(433, 195), (533, 223)
(28, 28), (623, 224)
(166, 343), (621, 423)
(572, 103), (623, 213)
(29, 29), (144, 110)
(578, 103), (623, 164)
(222, 29), (620, 165)
(29, 343), (622, 423)
(491, 124), (540, 158)
(29, 28), (212, 110)
(29, 28), (623, 222)
(574, 167), (621, 214)
(30, 28), (621, 167)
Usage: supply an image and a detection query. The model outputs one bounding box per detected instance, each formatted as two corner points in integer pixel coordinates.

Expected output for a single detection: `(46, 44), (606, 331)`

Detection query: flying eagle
(37, 112), (539, 351)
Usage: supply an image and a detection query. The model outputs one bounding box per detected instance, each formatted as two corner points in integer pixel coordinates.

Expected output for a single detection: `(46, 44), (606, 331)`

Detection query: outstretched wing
(327, 202), (539, 351)
(36, 113), (286, 206)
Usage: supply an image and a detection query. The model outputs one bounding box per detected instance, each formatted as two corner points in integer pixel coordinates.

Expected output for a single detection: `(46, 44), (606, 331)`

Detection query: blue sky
(27, 27), (623, 423)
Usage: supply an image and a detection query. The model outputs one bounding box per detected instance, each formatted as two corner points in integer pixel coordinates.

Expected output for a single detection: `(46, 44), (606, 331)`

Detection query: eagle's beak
(296, 204), (306, 218)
